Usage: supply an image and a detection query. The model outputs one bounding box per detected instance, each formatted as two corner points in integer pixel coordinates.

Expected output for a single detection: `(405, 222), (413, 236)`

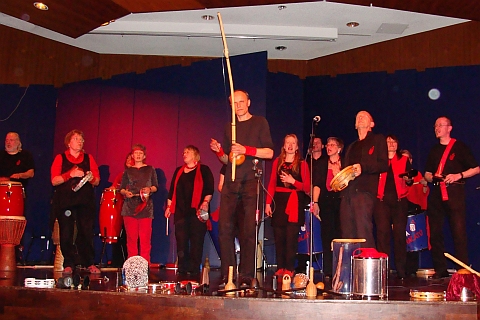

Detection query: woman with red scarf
(165, 145), (214, 278)
(265, 134), (310, 279)
(119, 144), (158, 264)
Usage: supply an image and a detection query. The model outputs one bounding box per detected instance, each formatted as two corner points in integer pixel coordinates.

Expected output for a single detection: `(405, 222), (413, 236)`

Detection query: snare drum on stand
(0, 181), (25, 216)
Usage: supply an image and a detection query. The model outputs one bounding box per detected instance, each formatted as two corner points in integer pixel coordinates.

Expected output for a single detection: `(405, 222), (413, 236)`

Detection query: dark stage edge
(0, 266), (478, 320)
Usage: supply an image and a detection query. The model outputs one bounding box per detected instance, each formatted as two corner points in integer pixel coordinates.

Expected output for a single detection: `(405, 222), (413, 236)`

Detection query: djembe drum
(52, 218), (64, 272)
(0, 216), (27, 271)
(0, 181), (25, 216)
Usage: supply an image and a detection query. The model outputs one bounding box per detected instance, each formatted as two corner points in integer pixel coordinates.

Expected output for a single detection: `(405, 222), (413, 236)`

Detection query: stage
(0, 266), (478, 319)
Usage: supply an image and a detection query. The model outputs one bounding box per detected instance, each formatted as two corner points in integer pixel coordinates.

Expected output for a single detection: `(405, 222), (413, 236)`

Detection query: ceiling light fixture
(275, 46), (287, 51)
(346, 22), (359, 28)
(101, 20), (115, 27)
(278, 5), (287, 10)
(202, 15), (215, 21)
(33, 2), (48, 10)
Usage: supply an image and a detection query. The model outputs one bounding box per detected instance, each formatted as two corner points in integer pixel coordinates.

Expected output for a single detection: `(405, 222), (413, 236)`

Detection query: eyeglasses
(5, 139), (18, 143)
(71, 137), (84, 142)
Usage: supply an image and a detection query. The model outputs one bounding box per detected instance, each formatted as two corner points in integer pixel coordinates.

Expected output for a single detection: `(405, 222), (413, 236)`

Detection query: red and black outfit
(120, 165), (158, 264)
(219, 115), (274, 280)
(315, 156), (343, 276)
(340, 132), (389, 247)
(425, 139), (478, 276)
(267, 158), (310, 273)
(168, 163), (214, 275)
(50, 151), (100, 270)
(373, 154), (411, 278)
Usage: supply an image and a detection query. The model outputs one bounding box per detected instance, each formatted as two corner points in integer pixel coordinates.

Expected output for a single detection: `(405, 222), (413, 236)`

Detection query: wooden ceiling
(1, 0), (479, 39)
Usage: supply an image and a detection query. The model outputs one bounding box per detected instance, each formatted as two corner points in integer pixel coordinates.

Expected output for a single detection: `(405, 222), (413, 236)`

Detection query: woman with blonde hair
(265, 134), (310, 279)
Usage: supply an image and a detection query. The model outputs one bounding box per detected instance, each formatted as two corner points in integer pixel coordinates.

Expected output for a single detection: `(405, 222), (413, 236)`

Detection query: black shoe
(432, 271), (450, 279)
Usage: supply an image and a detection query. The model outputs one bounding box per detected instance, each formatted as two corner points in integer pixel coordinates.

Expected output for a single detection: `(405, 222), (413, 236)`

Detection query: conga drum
(0, 181), (25, 216)
(99, 188), (124, 244)
(0, 216), (27, 271)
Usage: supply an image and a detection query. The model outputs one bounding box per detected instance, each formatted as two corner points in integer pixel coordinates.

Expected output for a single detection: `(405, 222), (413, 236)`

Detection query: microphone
(313, 115), (321, 123)
(252, 159), (259, 171)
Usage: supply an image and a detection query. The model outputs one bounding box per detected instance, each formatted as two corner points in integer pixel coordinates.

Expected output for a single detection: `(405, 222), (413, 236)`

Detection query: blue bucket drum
(406, 212), (428, 252)
(297, 210), (323, 255)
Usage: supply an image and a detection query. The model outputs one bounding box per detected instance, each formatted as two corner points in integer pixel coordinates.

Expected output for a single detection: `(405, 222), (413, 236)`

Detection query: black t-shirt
(0, 150), (35, 187)
(425, 140), (478, 176)
(222, 115), (274, 182)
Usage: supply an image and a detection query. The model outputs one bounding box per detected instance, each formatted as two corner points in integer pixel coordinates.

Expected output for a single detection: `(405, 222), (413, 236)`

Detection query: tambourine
(330, 165), (356, 192)
(72, 171), (93, 192)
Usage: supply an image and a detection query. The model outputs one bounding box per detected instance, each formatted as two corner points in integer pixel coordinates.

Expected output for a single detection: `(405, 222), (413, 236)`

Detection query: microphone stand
(251, 160), (263, 289)
(307, 120), (318, 279)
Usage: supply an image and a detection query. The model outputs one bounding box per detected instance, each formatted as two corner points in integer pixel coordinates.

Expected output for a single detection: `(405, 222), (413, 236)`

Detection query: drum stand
(99, 227), (125, 268)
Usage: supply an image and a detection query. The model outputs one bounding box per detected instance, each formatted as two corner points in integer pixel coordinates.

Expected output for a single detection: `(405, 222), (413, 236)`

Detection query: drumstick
(166, 217), (169, 236)
(444, 252), (480, 277)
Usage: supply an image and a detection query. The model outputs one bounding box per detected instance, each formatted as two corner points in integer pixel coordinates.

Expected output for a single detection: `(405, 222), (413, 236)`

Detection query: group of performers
(1, 90), (479, 283)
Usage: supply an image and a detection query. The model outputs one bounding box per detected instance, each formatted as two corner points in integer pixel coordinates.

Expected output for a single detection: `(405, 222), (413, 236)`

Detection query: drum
(297, 210), (322, 254)
(99, 188), (124, 244)
(331, 238), (366, 294)
(330, 165), (356, 192)
(0, 216), (27, 271)
(351, 248), (388, 298)
(406, 213), (428, 252)
(0, 181), (25, 216)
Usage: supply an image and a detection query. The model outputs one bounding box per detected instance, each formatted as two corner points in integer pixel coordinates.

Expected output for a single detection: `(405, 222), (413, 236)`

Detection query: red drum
(0, 181), (25, 216)
(99, 188), (124, 244)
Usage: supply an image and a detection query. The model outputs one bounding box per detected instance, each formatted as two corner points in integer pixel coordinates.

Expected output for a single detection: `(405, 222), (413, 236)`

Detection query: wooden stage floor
(0, 265), (478, 319)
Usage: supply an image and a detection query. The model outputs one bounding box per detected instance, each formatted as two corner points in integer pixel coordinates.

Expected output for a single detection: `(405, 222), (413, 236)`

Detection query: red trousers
(123, 216), (152, 264)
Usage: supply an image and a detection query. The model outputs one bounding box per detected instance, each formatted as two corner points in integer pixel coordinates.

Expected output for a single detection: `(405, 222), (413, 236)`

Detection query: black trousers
(427, 184), (468, 274)
(273, 224), (301, 272)
(373, 197), (408, 277)
(175, 211), (207, 274)
(320, 192), (341, 276)
(219, 179), (257, 278)
(57, 204), (95, 269)
(340, 190), (376, 248)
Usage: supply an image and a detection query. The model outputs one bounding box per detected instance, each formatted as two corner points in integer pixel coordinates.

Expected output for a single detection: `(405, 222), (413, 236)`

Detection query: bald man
(339, 111), (388, 247)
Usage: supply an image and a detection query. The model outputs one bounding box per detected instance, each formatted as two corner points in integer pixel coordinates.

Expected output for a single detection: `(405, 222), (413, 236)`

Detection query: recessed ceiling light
(346, 22), (359, 28)
(278, 5), (287, 10)
(33, 2), (48, 10)
(275, 46), (287, 51)
(202, 15), (215, 21)
(101, 19), (115, 27)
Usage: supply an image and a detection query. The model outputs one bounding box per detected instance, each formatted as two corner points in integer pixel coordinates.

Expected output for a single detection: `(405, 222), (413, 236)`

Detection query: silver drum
(352, 256), (388, 298)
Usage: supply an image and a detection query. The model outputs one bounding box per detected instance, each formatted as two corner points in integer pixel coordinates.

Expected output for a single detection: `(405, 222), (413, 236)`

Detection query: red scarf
(170, 163), (204, 214)
(436, 139), (456, 201)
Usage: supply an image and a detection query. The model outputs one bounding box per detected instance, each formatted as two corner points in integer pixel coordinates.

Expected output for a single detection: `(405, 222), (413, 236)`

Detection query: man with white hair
(339, 111), (388, 247)
(0, 132), (35, 185)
